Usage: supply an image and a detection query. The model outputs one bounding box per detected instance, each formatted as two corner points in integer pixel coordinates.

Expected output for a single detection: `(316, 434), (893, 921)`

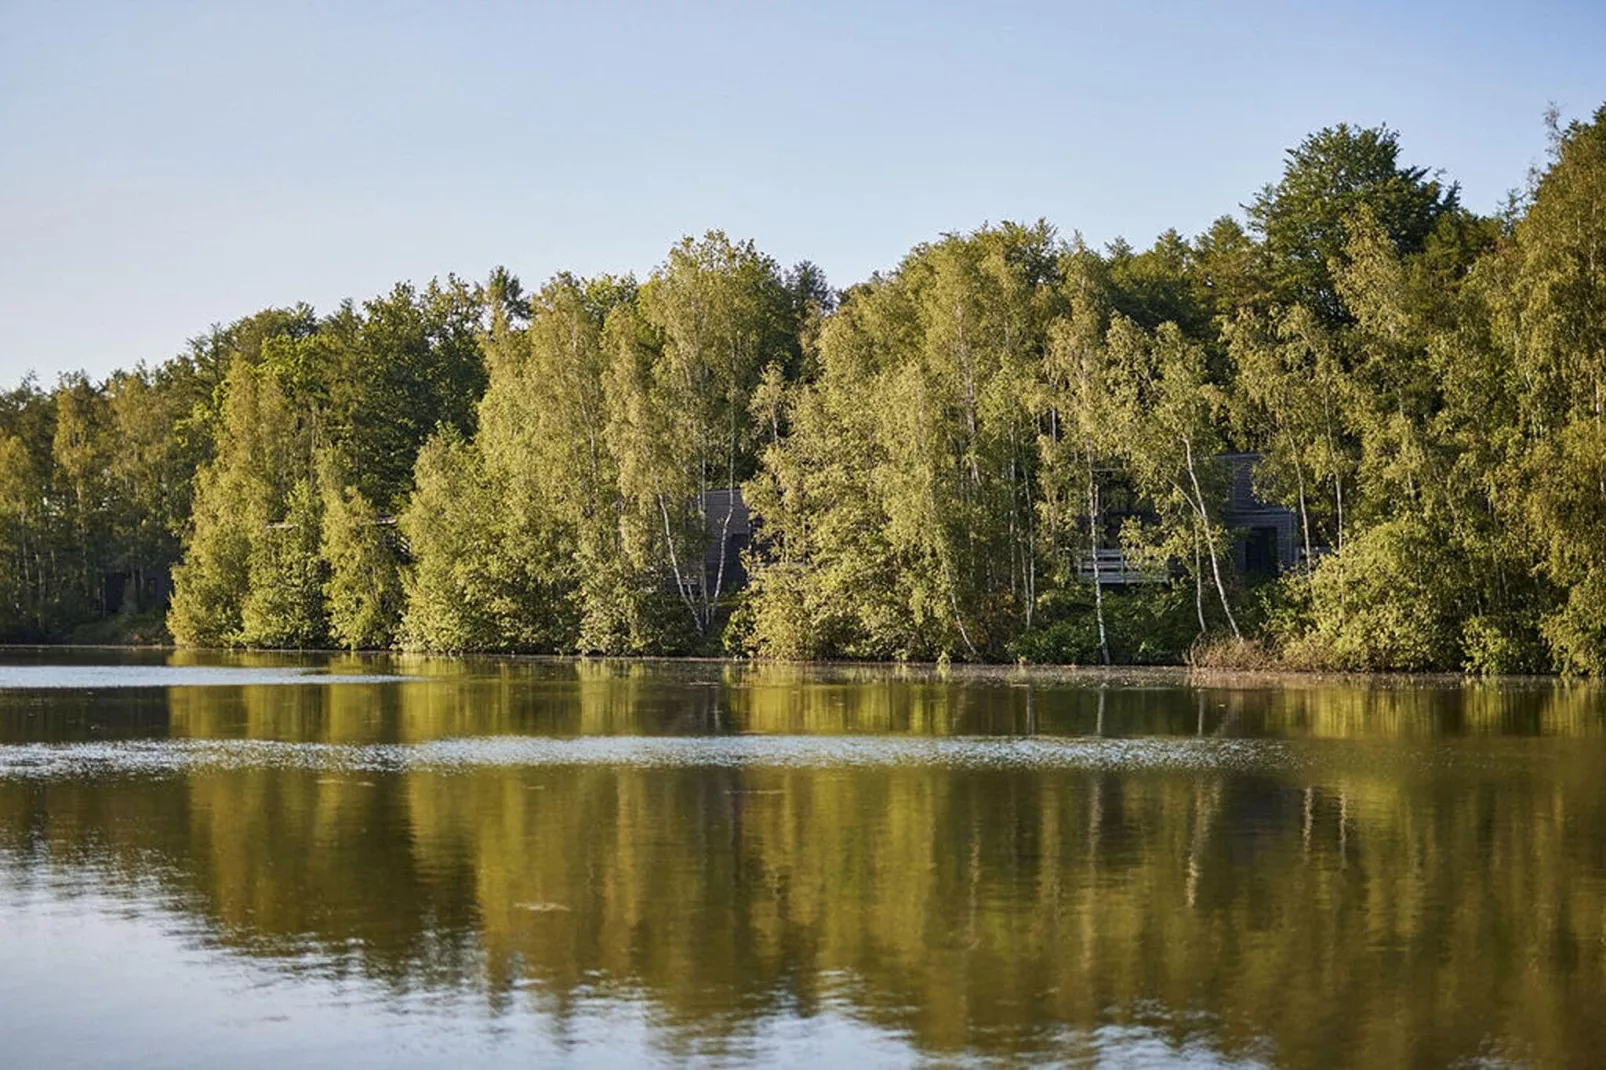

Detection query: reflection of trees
(3, 738), (1606, 1065)
(3, 663), (1605, 1064)
(1217, 677), (1606, 739)
(26, 654), (1584, 745)
(161, 660), (732, 743)
(0, 686), (169, 742)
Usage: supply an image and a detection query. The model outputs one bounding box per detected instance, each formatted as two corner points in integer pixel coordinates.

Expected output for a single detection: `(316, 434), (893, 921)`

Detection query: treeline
(3, 108), (1604, 672)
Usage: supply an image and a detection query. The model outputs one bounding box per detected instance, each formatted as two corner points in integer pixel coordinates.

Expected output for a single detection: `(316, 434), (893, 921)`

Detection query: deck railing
(1074, 549), (1170, 586)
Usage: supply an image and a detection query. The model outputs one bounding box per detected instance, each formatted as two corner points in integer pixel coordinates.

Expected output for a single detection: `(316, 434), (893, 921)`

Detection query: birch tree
(1112, 318), (1241, 640)
(611, 233), (794, 639)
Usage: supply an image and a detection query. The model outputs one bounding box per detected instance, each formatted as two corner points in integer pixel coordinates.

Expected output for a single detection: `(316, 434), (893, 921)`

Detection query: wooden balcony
(1074, 548), (1170, 586)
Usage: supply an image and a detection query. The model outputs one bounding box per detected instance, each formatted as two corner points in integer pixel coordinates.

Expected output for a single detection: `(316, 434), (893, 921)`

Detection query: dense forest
(3, 108), (1604, 673)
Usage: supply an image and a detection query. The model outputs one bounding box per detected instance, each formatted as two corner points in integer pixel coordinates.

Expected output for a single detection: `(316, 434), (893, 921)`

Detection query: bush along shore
(4, 111), (1606, 674)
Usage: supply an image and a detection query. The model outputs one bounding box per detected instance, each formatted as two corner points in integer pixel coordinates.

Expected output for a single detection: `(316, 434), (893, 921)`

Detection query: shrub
(1013, 584), (1200, 665)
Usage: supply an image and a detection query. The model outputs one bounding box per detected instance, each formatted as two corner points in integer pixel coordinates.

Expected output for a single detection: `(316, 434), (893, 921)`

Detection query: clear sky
(3, 0), (1603, 387)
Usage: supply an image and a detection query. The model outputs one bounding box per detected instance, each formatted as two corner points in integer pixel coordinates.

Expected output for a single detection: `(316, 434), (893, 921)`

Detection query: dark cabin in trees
(100, 567), (171, 617)
(719, 453), (1300, 598)
(1075, 452), (1303, 585)
(701, 489), (751, 594)
(1218, 453), (1303, 578)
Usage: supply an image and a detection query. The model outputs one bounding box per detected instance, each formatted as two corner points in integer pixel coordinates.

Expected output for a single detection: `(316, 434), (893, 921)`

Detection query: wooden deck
(1074, 548), (1170, 586)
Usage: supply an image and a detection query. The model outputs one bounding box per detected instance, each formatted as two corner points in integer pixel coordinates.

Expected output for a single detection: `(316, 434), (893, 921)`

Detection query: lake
(1, 648), (1602, 1068)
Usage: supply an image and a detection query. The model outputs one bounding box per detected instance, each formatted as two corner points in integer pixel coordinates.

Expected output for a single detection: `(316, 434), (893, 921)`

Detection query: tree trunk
(948, 584), (980, 660)
(1085, 445), (1110, 666)
(1193, 530), (1208, 636)
(1293, 451), (1313, 587)
(709, 417), (739, 620)
(657, 492), (702, 633)
(1184, 439), (1241, 640)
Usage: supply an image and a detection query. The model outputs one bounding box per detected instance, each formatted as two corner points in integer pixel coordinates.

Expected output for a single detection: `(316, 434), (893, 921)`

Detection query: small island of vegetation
(3, 110), (1604, 674)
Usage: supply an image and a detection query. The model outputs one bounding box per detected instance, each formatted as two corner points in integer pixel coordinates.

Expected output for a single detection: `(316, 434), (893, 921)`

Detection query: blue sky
(3, 0), (1603, 386)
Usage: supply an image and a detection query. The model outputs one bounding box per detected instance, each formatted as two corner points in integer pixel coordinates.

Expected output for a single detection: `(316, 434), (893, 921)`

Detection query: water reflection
(2, 652), (1602, 745)
(0, 653), (1604, 1067)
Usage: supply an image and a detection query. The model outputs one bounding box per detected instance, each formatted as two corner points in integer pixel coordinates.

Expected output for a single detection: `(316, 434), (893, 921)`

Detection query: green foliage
(1290, 518), (1470, 672)
(614, 232), (798, 639)
(0, 431), (40, 638)
(1012, 586), (1199, 666)
(238, 476), (327, 648)
(1462, 613), (1550, 677)
(327, 279), (488, 510)
(1541, 573), (1606, 677)
(396, 425), (578, 654)
(318, 449), (403, 650)
(1499, 108), (1606, 675)
(164, 281), (489, 648)
(479, 272), (660, 654)
(1249, 123), (1458, 321)
(168, 357), (292, 646)
(743, 223), (1058, 661)
(12, 110), (1606, 674)
(397, 431), (514, 653)
(1227, 302), (1353, 555)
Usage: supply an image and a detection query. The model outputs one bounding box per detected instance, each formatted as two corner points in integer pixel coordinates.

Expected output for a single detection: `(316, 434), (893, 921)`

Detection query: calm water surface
(1, 648), (1603, 1068)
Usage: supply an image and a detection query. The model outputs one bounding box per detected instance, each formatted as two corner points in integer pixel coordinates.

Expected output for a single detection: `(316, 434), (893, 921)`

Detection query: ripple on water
(0, 735), (1293, 780)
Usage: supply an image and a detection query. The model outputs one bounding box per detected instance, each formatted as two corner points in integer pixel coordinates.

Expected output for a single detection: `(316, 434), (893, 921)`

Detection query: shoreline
(1, 642), (1593, 688)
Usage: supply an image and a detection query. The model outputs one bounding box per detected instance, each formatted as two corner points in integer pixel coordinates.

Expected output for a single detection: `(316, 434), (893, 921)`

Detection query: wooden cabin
(699, 488), (751, 595)
(1218, 452), (1303, 579)
(714, 454), (1306, 595)
(1076, 452), (1306, 585)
